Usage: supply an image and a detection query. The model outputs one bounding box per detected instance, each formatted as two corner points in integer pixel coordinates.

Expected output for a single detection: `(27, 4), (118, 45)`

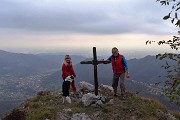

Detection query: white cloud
(0, 0), (178, 55)
(0, 0), (175, 35)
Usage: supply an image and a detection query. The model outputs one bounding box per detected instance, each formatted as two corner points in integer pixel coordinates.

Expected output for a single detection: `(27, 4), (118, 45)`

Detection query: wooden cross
(80, 47), (111, 95)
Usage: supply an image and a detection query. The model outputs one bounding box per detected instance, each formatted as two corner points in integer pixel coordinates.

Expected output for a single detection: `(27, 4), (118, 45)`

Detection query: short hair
(112, 47), (118, 51)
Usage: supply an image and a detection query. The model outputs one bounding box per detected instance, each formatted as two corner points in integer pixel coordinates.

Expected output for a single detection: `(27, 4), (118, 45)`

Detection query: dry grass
(3, 91), (180, 120)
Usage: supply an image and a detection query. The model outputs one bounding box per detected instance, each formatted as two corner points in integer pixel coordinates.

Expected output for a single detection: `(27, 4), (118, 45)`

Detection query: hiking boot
(66, 96), (72, 104)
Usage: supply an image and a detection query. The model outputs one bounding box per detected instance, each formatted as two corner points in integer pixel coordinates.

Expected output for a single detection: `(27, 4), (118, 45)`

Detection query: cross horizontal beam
(80, 60), (110, 65)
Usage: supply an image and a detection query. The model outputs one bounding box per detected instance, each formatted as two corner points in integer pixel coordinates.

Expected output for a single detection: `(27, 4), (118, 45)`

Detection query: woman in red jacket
(62, 55), (77, 100)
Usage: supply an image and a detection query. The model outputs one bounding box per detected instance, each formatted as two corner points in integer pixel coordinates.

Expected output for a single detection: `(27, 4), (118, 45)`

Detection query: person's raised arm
(107, 56), (112, 61)
(122, 56), (128, 71)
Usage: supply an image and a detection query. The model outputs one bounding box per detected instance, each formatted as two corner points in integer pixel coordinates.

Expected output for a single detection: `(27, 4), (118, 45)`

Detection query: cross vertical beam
(80, 47), (110, 96)
(93, 47), (98, 96)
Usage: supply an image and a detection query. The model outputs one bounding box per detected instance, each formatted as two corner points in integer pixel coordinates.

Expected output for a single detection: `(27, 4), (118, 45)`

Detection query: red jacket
(62, 63), (76, 80)
(110, 54), (125, 74)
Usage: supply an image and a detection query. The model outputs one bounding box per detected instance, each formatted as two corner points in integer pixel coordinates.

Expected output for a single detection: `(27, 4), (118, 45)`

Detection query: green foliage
(147, 36), (180, 50)
(146, 0), (180, 105)
(157, 0), (180, 28)
(163, 13), (171, 20)
(146, 38), (180, 105)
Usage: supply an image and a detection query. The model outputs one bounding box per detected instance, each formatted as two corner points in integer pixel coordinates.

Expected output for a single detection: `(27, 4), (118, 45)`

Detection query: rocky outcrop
(79, 81), (94, 92)
(81, 93), (106, 107)
(99, 84), (113, 92)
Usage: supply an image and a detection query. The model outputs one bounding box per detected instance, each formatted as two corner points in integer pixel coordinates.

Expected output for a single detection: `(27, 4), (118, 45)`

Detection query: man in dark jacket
(107, 47), (129, 99)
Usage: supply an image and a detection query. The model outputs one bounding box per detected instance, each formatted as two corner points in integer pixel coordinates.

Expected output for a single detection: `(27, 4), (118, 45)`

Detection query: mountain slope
(0, 50), (85, 77)
(0, 50), (85, 116)
(2, 89), (180, 120)
(0, 50), (58, 77)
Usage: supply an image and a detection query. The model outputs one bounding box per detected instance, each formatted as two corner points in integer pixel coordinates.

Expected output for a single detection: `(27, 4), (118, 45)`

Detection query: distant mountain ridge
(0, 50), (85, 77)
(0, 50), (178, 116)
(46, 55), (174, 85)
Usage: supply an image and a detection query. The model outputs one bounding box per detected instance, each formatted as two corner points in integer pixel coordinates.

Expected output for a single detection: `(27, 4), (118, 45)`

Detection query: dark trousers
(112, 73), (125, 96)
(62, 81), (70, 97)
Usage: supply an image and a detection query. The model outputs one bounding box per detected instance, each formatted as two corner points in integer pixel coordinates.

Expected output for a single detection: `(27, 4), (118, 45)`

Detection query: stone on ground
(71, 113), (91, 120)
(81, 93), (99, 106)
(79, 81), (94, 92)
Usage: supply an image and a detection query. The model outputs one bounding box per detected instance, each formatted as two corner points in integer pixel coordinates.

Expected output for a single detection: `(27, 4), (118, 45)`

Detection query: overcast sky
(0, 0), (178, 58)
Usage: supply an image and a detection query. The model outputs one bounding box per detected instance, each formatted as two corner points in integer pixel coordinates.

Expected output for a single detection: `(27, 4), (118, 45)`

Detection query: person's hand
(126, 74), (130, 78)
(126, 71), (130, 78)
(70, 75), (74, 79)
(65, 76), (73, 82)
